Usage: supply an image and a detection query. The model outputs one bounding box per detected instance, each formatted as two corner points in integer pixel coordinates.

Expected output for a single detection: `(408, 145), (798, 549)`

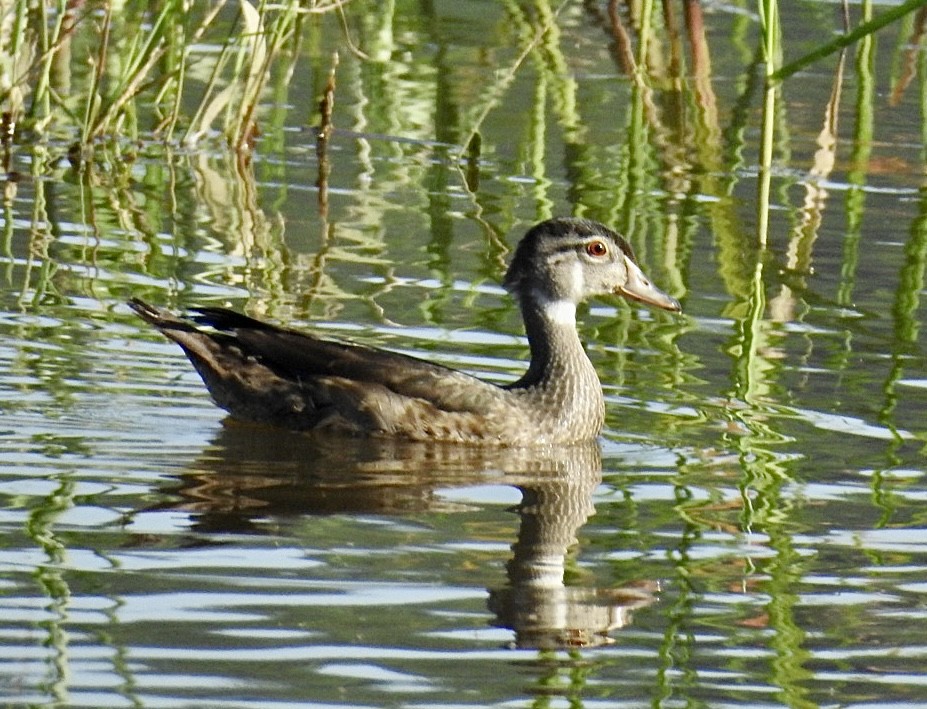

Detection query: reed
(0, 1), (346, 157)
(756, 0), (784, 240)
(184, 0), (304, 150)
(772, 0), (927, 82)
(1, 0), (923, 163)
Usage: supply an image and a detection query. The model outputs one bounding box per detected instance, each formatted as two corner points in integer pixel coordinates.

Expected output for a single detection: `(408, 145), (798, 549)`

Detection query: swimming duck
(129, 217), (680, 445)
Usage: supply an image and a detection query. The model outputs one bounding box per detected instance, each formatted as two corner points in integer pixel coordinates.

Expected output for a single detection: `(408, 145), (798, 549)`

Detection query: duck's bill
(617, 256), (682, 312)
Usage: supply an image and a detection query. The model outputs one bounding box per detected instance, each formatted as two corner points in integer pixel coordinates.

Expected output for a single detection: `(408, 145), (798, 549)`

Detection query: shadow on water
(155, 423), (657, 650)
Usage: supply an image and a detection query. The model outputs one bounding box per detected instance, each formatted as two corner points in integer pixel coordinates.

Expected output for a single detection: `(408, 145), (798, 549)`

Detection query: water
(2, 2), (927, 707)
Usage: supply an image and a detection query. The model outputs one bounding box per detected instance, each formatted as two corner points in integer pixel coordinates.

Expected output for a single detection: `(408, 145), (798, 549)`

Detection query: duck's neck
(505, 290), (606, 440)
(508, 291), (599, 393)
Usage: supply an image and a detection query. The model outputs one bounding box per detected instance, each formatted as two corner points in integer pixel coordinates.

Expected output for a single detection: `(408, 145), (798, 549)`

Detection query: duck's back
(129, 299), (542, 444)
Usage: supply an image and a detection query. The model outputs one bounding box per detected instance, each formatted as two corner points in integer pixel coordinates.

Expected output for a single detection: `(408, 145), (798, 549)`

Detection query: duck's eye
(586, 240), (608, 257)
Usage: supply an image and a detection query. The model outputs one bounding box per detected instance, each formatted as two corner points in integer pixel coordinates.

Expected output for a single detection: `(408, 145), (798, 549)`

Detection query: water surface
(2, 2), (927, 707)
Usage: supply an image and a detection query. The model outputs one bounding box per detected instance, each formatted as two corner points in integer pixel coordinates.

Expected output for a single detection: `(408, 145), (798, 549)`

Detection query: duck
(129, 217), (680, 446)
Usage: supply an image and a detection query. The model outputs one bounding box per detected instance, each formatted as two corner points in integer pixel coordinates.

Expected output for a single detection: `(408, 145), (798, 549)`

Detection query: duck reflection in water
(153, 425), (657, 649)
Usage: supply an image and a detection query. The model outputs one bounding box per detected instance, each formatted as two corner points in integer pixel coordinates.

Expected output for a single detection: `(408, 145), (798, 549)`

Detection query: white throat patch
(539, 297), (577, 326)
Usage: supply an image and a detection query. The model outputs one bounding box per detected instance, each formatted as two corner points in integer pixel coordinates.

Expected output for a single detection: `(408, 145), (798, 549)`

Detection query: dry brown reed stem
(316, 52), (339, 218)
(890, 5), (927, 105)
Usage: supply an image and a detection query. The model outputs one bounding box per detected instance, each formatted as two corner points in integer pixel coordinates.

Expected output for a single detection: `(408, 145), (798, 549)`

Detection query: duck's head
(503, 218), (681, 314)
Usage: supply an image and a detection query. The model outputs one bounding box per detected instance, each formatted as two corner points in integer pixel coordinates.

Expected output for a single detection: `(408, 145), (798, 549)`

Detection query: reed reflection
(160, 424), (657, 649)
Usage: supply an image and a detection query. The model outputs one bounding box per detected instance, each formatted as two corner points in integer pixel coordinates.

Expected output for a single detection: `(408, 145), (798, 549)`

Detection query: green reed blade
(771, 0), (927, 82)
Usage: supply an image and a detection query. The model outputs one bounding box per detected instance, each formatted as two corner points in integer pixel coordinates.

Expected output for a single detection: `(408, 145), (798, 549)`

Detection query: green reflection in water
(838, 1), (875, 310)
(26, 476), (73, 707)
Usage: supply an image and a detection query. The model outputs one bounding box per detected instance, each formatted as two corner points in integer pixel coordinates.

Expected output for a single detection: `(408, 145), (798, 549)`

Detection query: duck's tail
(127, 297), (199, 332)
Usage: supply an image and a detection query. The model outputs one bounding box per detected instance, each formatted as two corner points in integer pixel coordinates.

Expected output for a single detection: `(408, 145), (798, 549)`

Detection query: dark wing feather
(131, 299), (506, 416)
